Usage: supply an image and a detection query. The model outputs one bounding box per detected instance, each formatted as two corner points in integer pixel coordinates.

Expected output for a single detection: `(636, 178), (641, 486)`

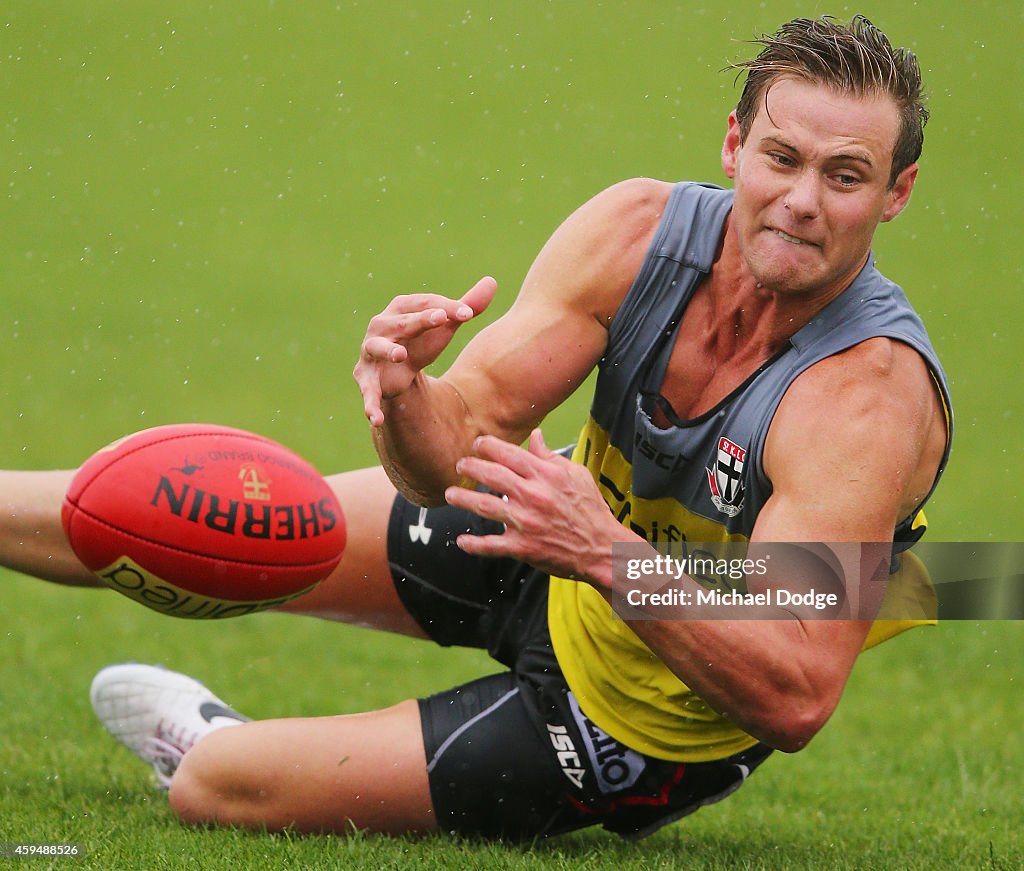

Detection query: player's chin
(745, 247), (807, 289)
(751, 264), (817, 296)
(758, 250), (837, 294)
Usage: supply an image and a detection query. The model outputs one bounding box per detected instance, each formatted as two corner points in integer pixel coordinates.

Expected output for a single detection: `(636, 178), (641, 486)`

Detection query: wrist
(373, 376), (477, 506)
(380, 370), (430, 407)
(580, 514), (641, 594)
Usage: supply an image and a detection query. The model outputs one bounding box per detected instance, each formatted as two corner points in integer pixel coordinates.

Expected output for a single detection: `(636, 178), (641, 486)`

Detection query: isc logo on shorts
(546, 723), (586, 789)
(547, 695), (647, 795)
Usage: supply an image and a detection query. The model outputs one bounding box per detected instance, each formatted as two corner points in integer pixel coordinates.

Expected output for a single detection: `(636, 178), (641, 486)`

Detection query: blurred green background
(2, 0), (1020, 533)
(0, 1), (1020, 867)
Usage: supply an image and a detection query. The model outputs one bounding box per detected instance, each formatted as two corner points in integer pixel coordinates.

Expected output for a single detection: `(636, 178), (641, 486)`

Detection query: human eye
(767, 151), (796, 168)
(832, 171), (862, 188)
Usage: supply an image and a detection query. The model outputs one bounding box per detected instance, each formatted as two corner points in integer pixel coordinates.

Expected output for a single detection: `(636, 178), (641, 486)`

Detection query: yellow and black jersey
(548, 182), (953, 762)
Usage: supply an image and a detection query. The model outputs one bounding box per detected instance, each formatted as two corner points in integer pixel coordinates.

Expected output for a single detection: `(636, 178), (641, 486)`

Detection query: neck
(708, 217), (864, 354)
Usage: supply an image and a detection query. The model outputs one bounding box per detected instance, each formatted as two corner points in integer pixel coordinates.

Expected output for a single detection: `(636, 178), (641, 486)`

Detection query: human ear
(881, 162), (918, 222)
(721, 111), (742, 179)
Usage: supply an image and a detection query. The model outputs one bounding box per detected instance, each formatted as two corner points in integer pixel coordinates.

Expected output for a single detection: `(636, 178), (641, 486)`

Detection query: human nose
(783, 171), (822, 220)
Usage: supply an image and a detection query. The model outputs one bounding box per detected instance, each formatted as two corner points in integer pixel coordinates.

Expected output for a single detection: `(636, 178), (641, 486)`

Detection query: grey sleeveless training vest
(586, 181), (953, 548)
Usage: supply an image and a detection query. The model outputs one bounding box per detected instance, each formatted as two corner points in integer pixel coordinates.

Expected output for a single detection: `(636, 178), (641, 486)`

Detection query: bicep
(750, 342), (941, 639)
(442, 178), (668, 443)
(442, 295), (608, 443)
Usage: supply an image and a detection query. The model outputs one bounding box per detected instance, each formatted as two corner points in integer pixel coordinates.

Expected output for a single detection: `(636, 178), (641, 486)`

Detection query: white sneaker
(90, 663), (249, 789)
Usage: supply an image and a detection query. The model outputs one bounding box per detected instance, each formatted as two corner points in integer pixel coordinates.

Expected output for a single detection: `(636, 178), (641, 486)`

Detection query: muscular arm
(616, 339), (947, 750)
(357, 178), (671, 505)
(452, 338), (946, 752)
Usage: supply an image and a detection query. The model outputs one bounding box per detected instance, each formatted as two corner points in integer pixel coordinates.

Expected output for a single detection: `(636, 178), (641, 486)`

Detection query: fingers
(383, 289), (467, 315)
(445, 430), (582, 568)
(469, 433), (541, 478)
(446, 430), (562, 520)
(460, 276), (498, 317)
(455, 529), (514, 558)
(353, 277), (497, 426)
(455, 431), (564, 490)
(373, 277), (494, 346)
(527, 427), (554, 460)
(444, 485), (510, 525)
(360, 378), (384, 427)
(445, 430), (604, 572)
(450, 458), (520, 504)
(360, 336), (408, 365)
(445, 435), (539, 515)
(364, 306), (458, 348)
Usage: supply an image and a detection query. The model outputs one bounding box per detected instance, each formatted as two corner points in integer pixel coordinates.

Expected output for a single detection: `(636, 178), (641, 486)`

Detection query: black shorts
(388, 494), (772, 841)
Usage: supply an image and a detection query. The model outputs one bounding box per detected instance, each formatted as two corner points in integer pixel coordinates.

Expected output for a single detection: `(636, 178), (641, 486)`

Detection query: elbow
(382, 473), (448, 509)
(733, 666), (850, 754)
(748, 698), (836, 754)
(394, 483), (448, 509)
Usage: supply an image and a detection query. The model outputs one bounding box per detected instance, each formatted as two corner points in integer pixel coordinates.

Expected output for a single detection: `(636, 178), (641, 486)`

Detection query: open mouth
(770, 228), (814, 246)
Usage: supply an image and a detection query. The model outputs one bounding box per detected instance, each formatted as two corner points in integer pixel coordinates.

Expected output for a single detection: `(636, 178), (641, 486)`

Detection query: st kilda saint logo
(707, 436), (746, 517)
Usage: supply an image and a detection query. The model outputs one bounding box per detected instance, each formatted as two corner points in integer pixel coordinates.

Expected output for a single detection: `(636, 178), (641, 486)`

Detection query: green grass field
(1, 1), (1021, 868)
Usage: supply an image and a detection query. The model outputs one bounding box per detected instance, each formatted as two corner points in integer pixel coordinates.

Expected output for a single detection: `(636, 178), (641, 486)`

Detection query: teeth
(773, 229), (806, 245)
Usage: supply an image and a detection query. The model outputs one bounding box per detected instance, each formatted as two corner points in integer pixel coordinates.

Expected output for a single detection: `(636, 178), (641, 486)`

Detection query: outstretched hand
(354, 276), (498, 426)
(445, 429), (625, 589)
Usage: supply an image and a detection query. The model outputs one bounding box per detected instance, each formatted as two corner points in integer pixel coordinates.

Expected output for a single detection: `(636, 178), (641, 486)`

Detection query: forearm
(607, 536), (876, 750)
(0, 470), (101, 586)
(445, 434), (863, 751)
(372, 374), (485, 506)
(622, 614), (844, 752)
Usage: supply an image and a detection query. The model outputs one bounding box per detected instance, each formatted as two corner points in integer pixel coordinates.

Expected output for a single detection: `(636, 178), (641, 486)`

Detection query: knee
(167, 726), (263, 827)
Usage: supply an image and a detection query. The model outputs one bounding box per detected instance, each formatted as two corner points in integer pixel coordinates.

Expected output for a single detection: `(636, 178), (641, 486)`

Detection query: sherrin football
(61, 424), (346, 619)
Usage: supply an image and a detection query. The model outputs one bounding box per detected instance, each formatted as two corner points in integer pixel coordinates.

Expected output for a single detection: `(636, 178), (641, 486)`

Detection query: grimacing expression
(721, 77), (917, 299)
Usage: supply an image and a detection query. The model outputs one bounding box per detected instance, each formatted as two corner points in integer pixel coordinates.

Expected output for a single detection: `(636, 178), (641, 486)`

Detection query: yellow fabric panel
(548, 415), (934, 762)
(549, 577), (763, 760)
(864, 549), (937, 649)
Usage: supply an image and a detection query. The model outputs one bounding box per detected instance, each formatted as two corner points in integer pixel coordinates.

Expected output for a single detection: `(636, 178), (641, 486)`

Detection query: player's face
(721, 77), (917, 299)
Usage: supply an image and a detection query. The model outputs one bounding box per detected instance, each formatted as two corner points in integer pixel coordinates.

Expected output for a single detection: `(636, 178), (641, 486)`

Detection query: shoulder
(586, 177), (674, 221)
(556, 178), (673, 262)
(772, 336), (942, 452)
(781, 337), (935, 412)
(763, 337), (946, 536)
(518, 178), (674, 325)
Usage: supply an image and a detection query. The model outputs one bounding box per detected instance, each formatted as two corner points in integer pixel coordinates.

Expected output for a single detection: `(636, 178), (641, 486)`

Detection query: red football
(61, 424), (346, 619)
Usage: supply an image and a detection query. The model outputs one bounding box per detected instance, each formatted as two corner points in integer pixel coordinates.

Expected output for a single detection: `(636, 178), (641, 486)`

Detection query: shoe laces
(141, 719), (198, 790)
(141, 736), (184, 789)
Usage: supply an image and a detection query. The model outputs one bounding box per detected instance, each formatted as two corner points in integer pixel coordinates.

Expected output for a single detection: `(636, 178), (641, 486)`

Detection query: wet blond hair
(729, 15), (928, 187)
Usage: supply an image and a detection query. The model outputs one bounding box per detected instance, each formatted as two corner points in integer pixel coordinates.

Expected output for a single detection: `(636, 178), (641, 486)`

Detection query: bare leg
(274, 466), (428, 638)
(169, 699), (436, 835)
(0, 470), (99, 586)
(0, 465), (426, 637)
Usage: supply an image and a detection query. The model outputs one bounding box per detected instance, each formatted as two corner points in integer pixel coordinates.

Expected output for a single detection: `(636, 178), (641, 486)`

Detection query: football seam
(70, 427), (321, 499)
(64, 502), (343, 572)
